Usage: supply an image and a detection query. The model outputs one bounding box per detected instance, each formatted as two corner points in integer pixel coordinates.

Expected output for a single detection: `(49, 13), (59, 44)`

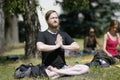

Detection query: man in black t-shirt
(37, 30), (75, 68)
(36, 10), (89, 79)
(36, 10), (80, 69)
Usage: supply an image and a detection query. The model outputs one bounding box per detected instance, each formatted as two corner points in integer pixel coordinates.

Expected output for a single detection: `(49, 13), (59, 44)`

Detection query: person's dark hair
(45, 10), (57, 21)
(109, 20), (119, 31)
(86, 27), (95, 36)
(87, 27), (96, 42)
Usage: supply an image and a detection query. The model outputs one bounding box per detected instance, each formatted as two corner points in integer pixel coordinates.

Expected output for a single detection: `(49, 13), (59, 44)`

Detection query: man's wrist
(61, 45), (64, 49)
(56, 44), (60, 49)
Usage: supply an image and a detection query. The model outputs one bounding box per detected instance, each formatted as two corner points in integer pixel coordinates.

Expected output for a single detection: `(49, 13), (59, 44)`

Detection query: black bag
(14, 64), (32, 78)
(86, 51), (116, 67)
(92, 51), (116, 65)
(31, 64), (48, 78)
(14, 63), (48, 79)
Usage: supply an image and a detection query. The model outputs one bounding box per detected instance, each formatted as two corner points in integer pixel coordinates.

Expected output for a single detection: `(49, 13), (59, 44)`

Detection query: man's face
(47, 12), (59, 28)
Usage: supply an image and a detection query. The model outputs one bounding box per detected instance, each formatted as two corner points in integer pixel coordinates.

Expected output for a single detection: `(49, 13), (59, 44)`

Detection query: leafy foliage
(90, 0), (120, 34)
(3, 0), (25, 17)
(3, 0), (39, 17)
(59, 0), (120, 37)
(61, 0), (89, 13)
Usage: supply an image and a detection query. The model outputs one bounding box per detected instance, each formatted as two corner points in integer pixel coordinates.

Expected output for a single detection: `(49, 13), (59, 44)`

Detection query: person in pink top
(103, 20), (120, 61)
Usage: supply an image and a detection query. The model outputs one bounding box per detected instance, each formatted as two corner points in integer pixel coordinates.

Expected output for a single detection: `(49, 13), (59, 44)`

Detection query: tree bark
(5, 15), (19, 46)
(0, 1), (5, 54)
(23, 0), (41, 58)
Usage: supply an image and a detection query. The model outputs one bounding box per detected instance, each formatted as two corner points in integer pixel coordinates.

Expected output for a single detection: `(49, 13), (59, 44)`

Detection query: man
(36, 10), (89, 79)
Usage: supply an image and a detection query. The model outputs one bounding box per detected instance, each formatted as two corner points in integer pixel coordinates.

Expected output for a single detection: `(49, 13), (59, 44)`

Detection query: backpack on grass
(86, 51), (116, 67)
(14, 63), (48, 79)
(14, 64), (32, 78)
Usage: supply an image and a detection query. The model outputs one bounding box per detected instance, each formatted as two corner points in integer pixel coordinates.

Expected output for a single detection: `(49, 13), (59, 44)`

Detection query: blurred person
(83, 27), (101, 54)
(64, 49), (79, 56)
(103, 20), (120, 61)
(36, 10), (89, 79)
(64, 49), (84, 56)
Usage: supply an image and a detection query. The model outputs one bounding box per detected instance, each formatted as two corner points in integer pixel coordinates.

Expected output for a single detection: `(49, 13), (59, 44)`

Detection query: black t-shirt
(37, 30), (74, 69)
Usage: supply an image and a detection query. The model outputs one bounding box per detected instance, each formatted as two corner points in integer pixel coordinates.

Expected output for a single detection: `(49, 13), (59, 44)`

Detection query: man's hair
(45, 10), (57, 21)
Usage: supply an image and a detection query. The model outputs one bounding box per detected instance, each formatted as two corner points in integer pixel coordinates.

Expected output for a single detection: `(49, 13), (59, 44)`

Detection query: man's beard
(49, 23), (59, 29)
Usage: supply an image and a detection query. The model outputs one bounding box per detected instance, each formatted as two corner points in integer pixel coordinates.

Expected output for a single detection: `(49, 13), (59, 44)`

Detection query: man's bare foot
(51, 74), (60, 79)
(47, 66), (58, 72)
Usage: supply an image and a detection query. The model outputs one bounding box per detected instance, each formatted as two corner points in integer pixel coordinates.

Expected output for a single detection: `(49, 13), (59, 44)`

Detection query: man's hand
(55, 34), (63, 48)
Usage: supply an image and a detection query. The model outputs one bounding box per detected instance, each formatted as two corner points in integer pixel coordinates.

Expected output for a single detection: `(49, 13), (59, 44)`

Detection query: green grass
(0, 38), (120, 80)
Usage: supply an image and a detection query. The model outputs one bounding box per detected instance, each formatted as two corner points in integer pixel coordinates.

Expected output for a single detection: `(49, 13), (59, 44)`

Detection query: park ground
(0, 38), (120, 80)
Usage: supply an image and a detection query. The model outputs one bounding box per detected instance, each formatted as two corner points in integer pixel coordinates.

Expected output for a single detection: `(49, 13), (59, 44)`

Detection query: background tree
(3, 0), (41, 57)
(24, 0), (41, 58)
(61, 0), (89, 13)
(58, 0), (120, 37)
(0, 0), (5, 54)
(3, 0), (24, 46)
(57, 0), (90, 37)
(89, 0), (120, 35)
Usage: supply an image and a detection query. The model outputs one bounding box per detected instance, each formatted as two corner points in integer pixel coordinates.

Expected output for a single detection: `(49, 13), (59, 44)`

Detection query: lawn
(0, 38), (120, 80)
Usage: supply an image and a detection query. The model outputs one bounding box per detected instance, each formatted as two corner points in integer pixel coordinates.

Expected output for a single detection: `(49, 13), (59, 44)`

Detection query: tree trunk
(23, 0), (41, 58)
(0, 1), (5, 54)
(5, 15), (19, 46)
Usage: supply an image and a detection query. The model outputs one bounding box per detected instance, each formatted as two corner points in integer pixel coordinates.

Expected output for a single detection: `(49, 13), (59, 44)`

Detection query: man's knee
(84, 65), (89, 72)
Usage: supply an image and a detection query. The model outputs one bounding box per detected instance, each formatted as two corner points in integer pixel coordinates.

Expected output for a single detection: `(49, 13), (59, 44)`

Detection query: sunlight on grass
(74, 38), (84, 50)
(3, 48), (24, 56)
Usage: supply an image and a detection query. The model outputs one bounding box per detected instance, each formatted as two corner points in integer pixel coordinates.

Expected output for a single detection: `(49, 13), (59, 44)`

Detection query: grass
(0, 38), (120, 80)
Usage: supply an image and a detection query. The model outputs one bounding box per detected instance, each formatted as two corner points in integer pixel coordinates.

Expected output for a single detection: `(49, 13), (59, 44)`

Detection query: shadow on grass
(0, 54), (26, 64)
(57, 73), (103, 80)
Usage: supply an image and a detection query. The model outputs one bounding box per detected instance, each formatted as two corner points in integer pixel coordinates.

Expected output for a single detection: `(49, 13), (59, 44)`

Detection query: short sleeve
(63, 32), (74, 45)
(37, 32), (46, 43)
